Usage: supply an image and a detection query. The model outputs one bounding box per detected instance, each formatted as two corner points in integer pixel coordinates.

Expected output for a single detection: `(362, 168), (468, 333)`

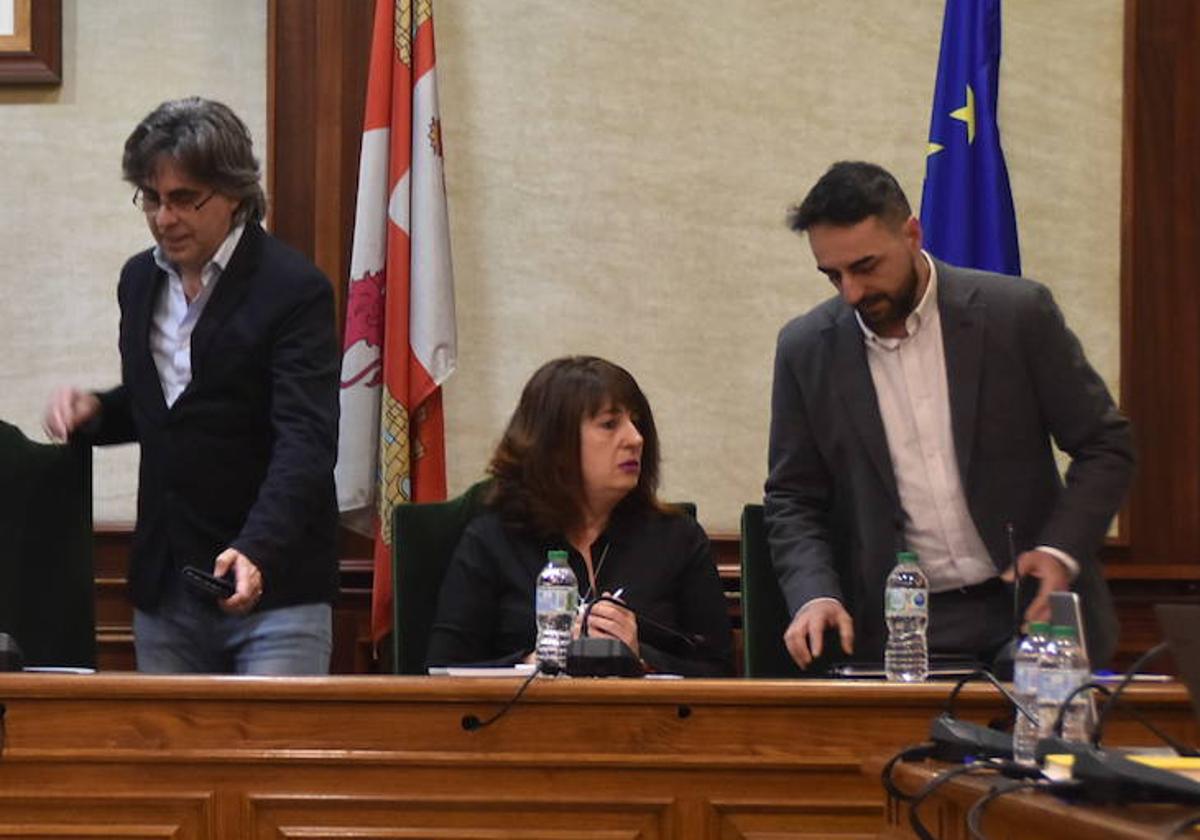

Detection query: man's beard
(857, 261), (920, 334)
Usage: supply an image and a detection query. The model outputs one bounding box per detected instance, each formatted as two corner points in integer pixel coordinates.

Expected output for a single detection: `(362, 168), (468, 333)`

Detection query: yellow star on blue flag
(920, 0), (1020, 275)
(950, 84), (975, 143)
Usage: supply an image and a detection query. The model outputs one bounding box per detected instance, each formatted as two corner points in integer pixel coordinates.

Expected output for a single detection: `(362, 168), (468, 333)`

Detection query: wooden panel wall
(1121, 0), (1200, 567)
(266, 0), (372, 325)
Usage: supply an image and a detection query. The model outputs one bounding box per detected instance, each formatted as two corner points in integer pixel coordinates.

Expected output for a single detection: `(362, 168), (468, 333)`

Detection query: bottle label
(1066, 667), (1089, 697)
(537, 586), (578, 614)
(885, 587), (927, 616)
(1038, 668), (1073, 703)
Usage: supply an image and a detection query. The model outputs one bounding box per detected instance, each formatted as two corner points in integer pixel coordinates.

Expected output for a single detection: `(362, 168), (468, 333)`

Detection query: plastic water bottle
(1055, 626), (1091, 743)
(1012, 621), (1050, 765)
(884, 551), (929, 682)
(535, 549), (578, 672)
(1037, 624), (1091, 744)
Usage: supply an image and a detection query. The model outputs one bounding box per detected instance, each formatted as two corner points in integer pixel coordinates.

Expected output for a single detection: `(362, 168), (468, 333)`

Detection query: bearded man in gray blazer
(765, 161), (1133, 671)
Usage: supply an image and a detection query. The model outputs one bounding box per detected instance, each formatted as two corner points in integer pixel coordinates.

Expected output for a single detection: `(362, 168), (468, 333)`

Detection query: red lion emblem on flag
(340, 269), (385, 389)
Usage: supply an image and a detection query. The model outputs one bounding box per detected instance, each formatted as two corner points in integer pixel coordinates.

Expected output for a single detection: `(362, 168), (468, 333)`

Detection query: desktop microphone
(567, 596), (642, 677)
(1063, 746), (1200, 806)
(566, 595), (708, 677)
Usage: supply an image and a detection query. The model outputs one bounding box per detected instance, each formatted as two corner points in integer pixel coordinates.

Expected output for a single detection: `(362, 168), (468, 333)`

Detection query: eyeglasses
(132, 187), (217, 215)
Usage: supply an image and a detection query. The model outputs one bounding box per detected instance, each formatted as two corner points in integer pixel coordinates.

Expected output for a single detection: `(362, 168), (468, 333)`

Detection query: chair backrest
(740, 503), (803, 678)
(0, 422), (96, 668)
(391, 480), (491, 674)
(672, 501), (697, 520)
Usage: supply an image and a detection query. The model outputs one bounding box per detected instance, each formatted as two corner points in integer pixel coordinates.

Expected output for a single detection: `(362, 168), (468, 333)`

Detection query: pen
(611, 587), (625, 601)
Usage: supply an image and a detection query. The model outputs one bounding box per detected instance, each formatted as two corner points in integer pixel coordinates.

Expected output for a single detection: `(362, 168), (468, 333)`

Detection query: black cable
(881, 669), (1032, 806)
(965, 777), (1030, 840)
(909, 760), (1003, 840)
(1091, 641), (1180, 748)
(1051, 679), (1109, 739)
(460, 661), (558, 731)
(1050, 679), (1195, 756)
(1162, 811), (1200, 838)
(880, 742), (937, 803)
(946, 669), (1036, 724)
(967, 778), (1084, 840)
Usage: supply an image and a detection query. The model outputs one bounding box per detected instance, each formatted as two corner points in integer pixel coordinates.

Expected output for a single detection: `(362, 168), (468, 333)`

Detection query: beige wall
(0, 0), (267, 521)
(0, 0), (1121, 534)
(434, 0), (1123, 532)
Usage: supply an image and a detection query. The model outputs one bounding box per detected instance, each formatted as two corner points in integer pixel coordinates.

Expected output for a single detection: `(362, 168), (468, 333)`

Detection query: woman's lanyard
(580, 541), (611, 604)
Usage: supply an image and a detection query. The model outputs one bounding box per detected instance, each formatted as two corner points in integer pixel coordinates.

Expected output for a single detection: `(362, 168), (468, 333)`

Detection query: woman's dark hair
(487, 356), (662, 536)
(122, 97), (267, 225)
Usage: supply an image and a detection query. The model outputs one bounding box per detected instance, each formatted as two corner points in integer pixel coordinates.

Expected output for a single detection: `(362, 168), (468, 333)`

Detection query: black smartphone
(181, 565), (236, 599)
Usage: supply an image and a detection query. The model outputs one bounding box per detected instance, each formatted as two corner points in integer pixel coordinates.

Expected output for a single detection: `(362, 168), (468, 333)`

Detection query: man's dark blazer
(764, 258), (1134, 667)
(91, 222), (340, 613)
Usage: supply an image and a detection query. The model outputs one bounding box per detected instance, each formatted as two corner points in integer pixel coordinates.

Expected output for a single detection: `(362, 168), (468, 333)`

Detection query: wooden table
(0, 674), (1193, 839)
(877, 760), (1200, 839)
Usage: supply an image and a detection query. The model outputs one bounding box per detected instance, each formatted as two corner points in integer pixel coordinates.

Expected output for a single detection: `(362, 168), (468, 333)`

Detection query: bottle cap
(1051, 624), (1077, 639)
(1029, 621), (1051, 634)
(896, 551), (919, 564)
(547, 549), (569, 563)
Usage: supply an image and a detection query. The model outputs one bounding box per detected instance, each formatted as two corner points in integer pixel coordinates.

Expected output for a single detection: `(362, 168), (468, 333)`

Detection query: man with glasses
(43, 97), (339, 674)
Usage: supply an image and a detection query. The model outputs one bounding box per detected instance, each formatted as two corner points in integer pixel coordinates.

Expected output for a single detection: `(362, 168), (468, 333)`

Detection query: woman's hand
(583, 592), (639, 656)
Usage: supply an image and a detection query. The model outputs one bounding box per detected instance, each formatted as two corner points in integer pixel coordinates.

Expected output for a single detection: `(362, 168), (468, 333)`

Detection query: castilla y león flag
(336, 0), (457, 645)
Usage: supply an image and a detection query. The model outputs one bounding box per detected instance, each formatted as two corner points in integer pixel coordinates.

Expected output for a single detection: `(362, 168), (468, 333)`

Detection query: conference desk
(0, 674), (1192, 839)
(878, 760), (1200, 839)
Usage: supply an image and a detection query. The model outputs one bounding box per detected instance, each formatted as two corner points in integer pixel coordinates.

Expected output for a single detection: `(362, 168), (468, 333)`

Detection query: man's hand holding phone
(181, 549), (264, 615)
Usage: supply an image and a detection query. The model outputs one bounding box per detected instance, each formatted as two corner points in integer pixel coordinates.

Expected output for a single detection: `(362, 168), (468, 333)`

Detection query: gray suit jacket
(764, 259), (1133, 666)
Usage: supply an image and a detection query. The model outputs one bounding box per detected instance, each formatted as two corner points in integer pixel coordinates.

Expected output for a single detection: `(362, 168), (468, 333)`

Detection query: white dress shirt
(149, 224), (245, 408)
(854, 252), (1077, 593)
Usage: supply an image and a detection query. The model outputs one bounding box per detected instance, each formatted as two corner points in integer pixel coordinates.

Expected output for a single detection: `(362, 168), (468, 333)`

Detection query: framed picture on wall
(0, 0), (61, 85)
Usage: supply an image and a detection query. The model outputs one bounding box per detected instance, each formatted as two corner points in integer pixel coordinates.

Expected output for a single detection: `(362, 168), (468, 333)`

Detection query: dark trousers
(927, 576), (1030, 665)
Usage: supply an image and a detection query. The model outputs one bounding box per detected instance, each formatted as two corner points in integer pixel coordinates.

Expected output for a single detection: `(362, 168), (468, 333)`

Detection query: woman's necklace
(581, 541), (611, 604)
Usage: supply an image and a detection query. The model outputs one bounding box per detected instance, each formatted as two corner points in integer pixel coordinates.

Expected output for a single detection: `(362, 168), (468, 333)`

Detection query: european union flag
(920, 0), (1021, 276)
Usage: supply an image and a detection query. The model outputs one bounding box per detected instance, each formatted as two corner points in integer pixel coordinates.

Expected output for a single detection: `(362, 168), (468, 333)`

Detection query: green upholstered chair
(739, 503), (803, 678)
(390, 480), (492, 674)
(0, 421), (96, 668)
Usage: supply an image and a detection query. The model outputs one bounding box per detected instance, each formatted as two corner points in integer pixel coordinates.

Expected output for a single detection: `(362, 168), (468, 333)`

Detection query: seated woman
(427, 356), (733, 676)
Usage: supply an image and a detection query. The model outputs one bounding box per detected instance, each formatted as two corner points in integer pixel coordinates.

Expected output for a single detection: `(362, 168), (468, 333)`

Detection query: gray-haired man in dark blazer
(765, 161), (1133, 671)
(44, 98), (340, 674)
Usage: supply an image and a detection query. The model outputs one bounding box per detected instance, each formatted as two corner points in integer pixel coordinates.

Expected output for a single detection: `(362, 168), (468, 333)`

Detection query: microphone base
(566, 637), (644, 677)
